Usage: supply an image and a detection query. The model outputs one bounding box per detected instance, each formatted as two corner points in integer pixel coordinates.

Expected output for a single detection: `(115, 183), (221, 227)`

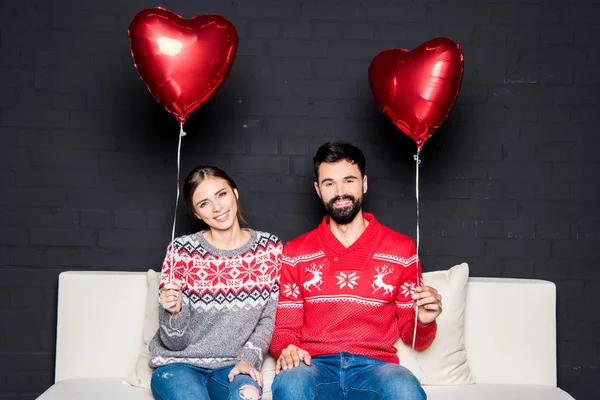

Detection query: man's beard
(323, 194), (363, 225)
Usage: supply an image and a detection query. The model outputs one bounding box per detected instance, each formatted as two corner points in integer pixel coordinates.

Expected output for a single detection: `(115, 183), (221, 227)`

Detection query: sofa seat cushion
(425, 383), (574, 400)
(37, 379), (154, 400)
(37, 379), (573, 400)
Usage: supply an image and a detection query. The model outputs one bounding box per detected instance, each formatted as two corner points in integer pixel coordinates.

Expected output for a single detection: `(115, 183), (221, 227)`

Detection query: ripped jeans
(272, 353), (426, 400)
(151, 363), (262, 400)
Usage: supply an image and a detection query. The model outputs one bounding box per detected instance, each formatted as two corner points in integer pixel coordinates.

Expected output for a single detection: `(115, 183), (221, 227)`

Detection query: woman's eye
(198, 203), (207, 208)
(219, 192), (227, 197)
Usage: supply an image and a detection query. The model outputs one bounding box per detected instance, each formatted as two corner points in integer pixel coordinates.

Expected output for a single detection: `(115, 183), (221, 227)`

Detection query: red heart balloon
(369, 37), (464, 150)
(128, 8), (238, 124)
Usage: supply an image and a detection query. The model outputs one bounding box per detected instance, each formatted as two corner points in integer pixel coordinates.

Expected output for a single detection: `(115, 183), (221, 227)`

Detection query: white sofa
(37, 270), (575, 400)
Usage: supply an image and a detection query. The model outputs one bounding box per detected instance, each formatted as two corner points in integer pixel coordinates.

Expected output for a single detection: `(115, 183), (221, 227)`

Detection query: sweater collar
(317, 212), (381, 256)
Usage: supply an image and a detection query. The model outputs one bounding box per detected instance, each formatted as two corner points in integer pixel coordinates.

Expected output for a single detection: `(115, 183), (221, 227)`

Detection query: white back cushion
(55, 271), (148, 382)
(54, 271), (557, 386)
(463, 278), (556, 386)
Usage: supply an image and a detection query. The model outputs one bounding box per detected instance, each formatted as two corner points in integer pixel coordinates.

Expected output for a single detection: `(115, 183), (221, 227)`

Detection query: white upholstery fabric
(37, 378), (575, 400)
(463, 278), (557, 386)
(55, 272), (148, 382)
(40, 270), (572, 400)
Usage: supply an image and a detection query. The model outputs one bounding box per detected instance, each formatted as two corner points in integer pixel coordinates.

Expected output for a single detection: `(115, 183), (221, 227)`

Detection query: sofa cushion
(396, 263), (475, 385)
(122, 269), (160, 388)
(37, 378), (574, 400)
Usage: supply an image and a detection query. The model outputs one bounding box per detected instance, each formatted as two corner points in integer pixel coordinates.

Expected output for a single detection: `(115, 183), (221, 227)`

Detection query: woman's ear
(234, 188), (239, 199)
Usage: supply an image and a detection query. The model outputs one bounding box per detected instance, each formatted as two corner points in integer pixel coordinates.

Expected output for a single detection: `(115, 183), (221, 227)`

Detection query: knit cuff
(237, 346), (264, 371)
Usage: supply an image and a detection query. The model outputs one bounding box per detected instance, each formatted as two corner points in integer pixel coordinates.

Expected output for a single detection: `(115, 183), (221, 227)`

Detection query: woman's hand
(159, 283), (182, 315)
(227, 360), (263, 387)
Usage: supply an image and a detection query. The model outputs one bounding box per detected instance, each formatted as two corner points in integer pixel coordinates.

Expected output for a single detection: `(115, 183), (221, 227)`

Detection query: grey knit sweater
(149, 229), (282, 371)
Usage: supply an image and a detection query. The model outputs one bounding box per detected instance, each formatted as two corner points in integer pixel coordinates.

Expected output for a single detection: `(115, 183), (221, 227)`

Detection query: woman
(149, 166), (282, 400)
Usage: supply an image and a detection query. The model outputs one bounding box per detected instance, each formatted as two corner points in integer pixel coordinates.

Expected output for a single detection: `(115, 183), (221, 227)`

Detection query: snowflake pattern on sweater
(149, 229), (282, 370)
(269, 213), (437, 364)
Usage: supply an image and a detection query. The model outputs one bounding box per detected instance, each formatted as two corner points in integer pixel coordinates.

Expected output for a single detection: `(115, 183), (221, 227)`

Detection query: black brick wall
(1, 0), (598, 398)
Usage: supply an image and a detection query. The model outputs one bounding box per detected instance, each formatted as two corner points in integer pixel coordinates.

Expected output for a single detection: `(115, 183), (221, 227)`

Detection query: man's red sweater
(270, 213), (437, 364)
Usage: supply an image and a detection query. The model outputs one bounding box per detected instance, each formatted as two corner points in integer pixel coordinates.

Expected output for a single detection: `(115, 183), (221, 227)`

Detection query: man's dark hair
(313, 141), (366, 182)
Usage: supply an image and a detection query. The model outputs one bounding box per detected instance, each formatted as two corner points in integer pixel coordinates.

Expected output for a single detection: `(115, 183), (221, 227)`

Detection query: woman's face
(191, 177), (239, 231)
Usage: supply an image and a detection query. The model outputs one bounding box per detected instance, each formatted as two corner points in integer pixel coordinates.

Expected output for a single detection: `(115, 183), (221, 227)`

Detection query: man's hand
(275, 344), (311, 374)
(413, 285), (442, 325)
(228, 360), (263, 387)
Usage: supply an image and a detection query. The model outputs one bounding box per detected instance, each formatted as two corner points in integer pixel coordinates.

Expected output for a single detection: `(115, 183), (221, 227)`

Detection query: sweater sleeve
(237, 241), (283, 370)
(269, 242), (304, 360)
(395, 239), (437, 351)
(157, 242), (194, 351)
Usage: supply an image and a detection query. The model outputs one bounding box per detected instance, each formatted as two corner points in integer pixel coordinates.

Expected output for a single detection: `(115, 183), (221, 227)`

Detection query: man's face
(314, 160), (368, 225)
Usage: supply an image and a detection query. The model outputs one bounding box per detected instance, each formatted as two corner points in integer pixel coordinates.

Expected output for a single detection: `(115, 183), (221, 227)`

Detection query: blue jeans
(272, 353), (426, 400)
(151, 363), (262, 400)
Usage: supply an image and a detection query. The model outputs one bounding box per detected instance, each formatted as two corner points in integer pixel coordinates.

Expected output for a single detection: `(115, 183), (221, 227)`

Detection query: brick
(470, 182), (504, 200)
(454, 200), (519, 219)
(0, 168), (15, 186)
(0, 148), (29, 167)
(5, 371), (51, 392)
(342, 23), (374, 40)
(31, 149), (99, 168)
(16, 169), (113, 188)
(553, 241), (600, 260)
(554, 164), (599, 182)
(237, 1), (299, 18)
(476, 220), (535, 239)
(250, 135), (279, 155)
(378, 23), (437, 43)
(541, 27), (574, 45)
(422, 237), (484, 257)
(97, 229), (165, 249)
(0, 50), (19, 67)
(485, 239), (551, 259)
(572, 223), (600, 241)
(501, 259), (535, 279)
(492, 5), (558, 24)
(314, 59), (344, 78)
(555, 86), (598, 105)
(53, 9), (118, 31)
(114, 210), (145, 229)
(571, 183), (600, 201)
(366, 4), (426, 22)
(316, 22), (342, 38)
(536, 222), (570, 240)
(269, 40), (327, 57)
(248, 99), (308, 116)
(0, 189), (66, 207)
(576, 27), (600, 44)
(291, 156), (313, 177)
(0, 69), (33, 88)
(230, 155), (289, 175)
(302, 3), (362, 20)
(30, 228), (95, 246)
(251, 58), (311, 79)
(2, 108), (69, 128)
(0, 87), (18, 107)
(249, 21), (279, 38)
(536, 182), (570, 200)
(0, 228), (27, 246)
(572, 107), (600, 123)
(282, 22), (311, 39)
(538, 107), (571, 123)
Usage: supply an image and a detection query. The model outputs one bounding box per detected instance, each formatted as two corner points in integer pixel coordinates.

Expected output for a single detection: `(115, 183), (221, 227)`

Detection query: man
(269, 141), (442, 400)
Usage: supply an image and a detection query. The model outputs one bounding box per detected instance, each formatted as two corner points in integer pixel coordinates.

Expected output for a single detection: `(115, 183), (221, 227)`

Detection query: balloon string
(170, 123), (186, 283)
(412, 148), (421, 350)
